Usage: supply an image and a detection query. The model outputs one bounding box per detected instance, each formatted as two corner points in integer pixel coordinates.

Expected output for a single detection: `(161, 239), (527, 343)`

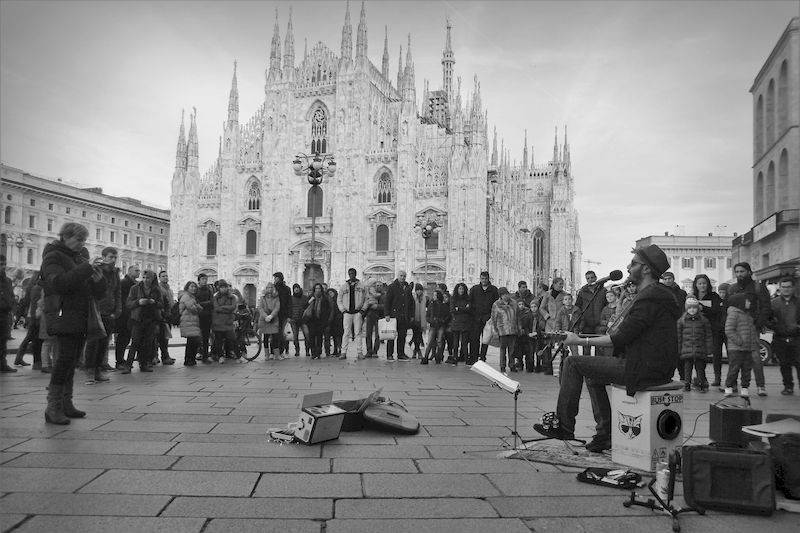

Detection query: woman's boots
(44, 385), (69, 425)
(62, 379), (86, 418)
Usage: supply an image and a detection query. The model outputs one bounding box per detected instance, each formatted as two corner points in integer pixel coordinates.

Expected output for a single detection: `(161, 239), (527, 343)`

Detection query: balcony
(367, 249), (395, 263)
(293, 215), (332, 235)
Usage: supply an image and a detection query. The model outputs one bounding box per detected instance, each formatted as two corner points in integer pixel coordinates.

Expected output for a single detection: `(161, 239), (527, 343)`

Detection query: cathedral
(169, 2), (582, 306)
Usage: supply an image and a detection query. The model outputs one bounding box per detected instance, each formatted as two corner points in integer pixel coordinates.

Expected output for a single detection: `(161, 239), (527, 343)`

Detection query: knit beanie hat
(685, 297), (700, 310)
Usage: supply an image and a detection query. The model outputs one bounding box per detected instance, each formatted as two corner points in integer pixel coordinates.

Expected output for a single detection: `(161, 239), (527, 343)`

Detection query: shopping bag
(378, 317), (398, 340)
(284, 321), (295, 341)
(480, 319), (500, 347)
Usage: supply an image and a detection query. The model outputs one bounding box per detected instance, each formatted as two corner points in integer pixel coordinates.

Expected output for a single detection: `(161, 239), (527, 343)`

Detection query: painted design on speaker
(618, 413), (642, 439)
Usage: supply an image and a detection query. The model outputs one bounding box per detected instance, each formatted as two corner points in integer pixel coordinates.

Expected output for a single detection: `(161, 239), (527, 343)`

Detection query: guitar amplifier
(709, 400), (762, 446)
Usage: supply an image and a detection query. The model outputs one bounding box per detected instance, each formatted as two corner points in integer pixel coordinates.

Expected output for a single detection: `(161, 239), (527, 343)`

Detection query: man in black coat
(83, 247), (121, 382)
(0, 254), (16, 373)
(115, 265), (139, 369)
(468, 271), (499, 364)
(660, 271), (687, 310)
(384, 270), (414, 360)
(575, 271), (608, 354)
(273, 272), (293, 355)
(534, 244), (681, 453)
(195, 273), (214, 360)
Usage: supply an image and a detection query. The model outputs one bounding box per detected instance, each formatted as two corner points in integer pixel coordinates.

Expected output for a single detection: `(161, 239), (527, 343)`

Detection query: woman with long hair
(423, 289), (451, 364)
(41, 223), (107, 424)
(257, 282), (282, 360)
(305, 283), (331, 359)
(179, 281), (203, 366)
(692, 274), (725, 387)
(449, 283), (471, 363)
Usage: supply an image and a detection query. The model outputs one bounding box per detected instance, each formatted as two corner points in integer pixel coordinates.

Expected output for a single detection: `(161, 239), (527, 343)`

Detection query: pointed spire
(442, 18), (455, 102)
(227, 61), (239, 126)
(381, 26), (390, 79)
(404, 33), (415, 102)
(491, 126), (498, 166)
(268, 8), (281, 80)
(522, 129), (529, 172)
(283, 6), (295, 73)
(340, 0), (352, 63)
(396, 45), (404, 90)
(355, 1), (367, 60)
(304, 37), (308, 61)
(187, 107), (199, 170)
(175, 109), (187, 170)
(552, 125), (559, 164)
(218, 135), (222, 157)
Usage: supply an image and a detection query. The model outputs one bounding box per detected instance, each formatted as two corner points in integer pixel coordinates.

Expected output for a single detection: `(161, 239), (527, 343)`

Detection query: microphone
(594, 270), (624, 286)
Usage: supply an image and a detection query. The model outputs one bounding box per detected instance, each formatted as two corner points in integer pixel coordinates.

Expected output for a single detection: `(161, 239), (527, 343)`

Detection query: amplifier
(709, 400), (762, 446)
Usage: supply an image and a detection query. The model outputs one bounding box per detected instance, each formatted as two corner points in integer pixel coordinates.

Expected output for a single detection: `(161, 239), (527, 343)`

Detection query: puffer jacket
(727, 277), (772, 328)
(96, 266), (121, 318)
(211, 292), (238, 331)
(179, 292), (202, 338)
(290, 291), (309, 322)
(257, 293), (281, 335)
(491, 299), (518, 336)
(677, 312), (713, 360)
(40, 240), (106, 336)
(426, 299), (451, 328)
(598, 303), (617, 334)
(725, 306), (760, 352)
(449, 294), (472, 332)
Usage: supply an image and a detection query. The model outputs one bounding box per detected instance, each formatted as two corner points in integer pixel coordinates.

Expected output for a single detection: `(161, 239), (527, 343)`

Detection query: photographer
(83, 247), (121, 383)
(121, 270), (164, 373)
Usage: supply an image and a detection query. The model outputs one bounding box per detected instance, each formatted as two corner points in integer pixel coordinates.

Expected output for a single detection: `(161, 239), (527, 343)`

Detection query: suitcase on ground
(682, 443), (775, 515)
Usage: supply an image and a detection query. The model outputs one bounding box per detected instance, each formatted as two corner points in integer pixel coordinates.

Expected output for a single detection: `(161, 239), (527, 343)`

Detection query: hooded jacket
(40, 240), (107, 335)
(290, 284), (309, 322)
(725, 294), (760, 351)
(449, 290), (472, 332)
(677, 312), (713, 360)
(609, 282), (681, 396)
(727, 276), (772, 328)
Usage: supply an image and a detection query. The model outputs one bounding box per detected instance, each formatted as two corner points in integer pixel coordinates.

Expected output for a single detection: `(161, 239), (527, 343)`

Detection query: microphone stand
(569, 282), (608, 333)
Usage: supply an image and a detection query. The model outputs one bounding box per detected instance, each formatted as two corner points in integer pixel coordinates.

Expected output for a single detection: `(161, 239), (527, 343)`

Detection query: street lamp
(292, 152), (336, 268)
(416, 220), (440, 283)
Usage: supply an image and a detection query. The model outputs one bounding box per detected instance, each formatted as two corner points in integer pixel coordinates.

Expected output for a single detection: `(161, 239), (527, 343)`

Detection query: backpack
(770, 433), (800, 499)
(169, 301), (181, 326)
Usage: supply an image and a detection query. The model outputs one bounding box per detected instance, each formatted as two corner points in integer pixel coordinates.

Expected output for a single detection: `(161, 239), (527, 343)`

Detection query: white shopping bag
(378, 317), (398, 340)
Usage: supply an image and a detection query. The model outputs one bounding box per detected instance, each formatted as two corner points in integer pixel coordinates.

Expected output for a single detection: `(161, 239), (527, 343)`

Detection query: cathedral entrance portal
(243, 284), (257, 309)
(303, 263), (324, 293)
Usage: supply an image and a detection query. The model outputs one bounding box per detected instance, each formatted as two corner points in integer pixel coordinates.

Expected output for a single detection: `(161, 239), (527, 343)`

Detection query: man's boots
(62, 378), (86, 418)
(1, 356), (17, 372)
(94, 368), (109, 382)
(45, 384), (70, 425)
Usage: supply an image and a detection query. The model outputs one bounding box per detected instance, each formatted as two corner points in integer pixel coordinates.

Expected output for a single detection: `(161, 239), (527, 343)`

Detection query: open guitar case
(333, 390), (420, 435)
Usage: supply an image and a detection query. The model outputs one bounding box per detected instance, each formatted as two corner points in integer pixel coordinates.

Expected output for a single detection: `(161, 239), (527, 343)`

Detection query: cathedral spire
(491, 126), (498, 166)
(218, 135), (222, 157)
(552, 125), (559, 164)
(381, 26), (390, 79)
(283, 6), (295, 76)
(340, 1), (352, 63)
(187, 107), (199, 170)
(563, 124), (570, 165)
(355, 1), (367, 60)
(175, 109), (187, 171)
(268, 8), (281, 80)
(227, 61), (239, 126)
(442, 18), (455, 102)
(522, 129), (528, 173)
(396, 45), (404, 91)
(304, 37), (308, 61)
(404, 33), (415, 102)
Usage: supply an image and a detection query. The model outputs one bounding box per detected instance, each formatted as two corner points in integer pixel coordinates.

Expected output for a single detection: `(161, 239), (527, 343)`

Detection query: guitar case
(363, 398), (420, 435)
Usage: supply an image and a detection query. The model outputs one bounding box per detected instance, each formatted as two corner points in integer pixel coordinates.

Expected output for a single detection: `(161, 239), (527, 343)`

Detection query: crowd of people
(1, 223), (798, 428)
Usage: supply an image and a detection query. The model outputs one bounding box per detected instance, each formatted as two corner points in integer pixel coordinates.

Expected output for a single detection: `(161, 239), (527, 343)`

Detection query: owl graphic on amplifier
(618, 413), (643, 439)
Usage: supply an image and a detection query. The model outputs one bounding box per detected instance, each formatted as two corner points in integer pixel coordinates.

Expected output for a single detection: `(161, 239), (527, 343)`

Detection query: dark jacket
(449, 294), (472, 332)
(513, 289), (534, 308)
(119, 274), (137, 320)
(517, 306), (541, 337)
(126, 282), (165, 324)
(770, 294), (800, 346)
(575, 283), (607, 331)
(211, 292), (238, 331)
(694, 291), (724, 334)
(327, 289), (344, 335)
(728, 277), (772, 329)
(426, 299), (451, 328)
(609, 282), (681, 396)
(469, 283), (499, 321)
(725, 305), (760, 352)
(663, 282), (687, 311)
(384, 279), (414, 323)
(40, 241), (107, 336)
(96, 267), (121, 318)
(290, 292), (309, 322)
(677, 312), (713, 360)
(195, 284), (214, 317)
(275, 280), (292, 322)
(0, 273), (13, 340)
(305, 295), (331, 333)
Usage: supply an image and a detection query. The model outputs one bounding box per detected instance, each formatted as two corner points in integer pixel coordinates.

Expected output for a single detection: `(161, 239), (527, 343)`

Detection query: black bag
(769, 432), (800, 500)
(682, 443), (775, 515)
(169, 301), (181, 326)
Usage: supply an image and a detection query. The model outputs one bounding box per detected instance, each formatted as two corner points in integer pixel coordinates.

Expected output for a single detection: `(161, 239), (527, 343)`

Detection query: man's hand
(562, 331), (581, 345)
(138, 298), (150, 306)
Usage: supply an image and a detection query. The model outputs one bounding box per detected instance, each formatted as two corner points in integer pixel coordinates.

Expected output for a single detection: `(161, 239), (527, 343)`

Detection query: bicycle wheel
(241, 330), (263, 361)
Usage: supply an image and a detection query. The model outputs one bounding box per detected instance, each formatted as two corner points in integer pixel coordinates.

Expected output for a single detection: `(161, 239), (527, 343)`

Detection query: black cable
(680, 396), (732, 447)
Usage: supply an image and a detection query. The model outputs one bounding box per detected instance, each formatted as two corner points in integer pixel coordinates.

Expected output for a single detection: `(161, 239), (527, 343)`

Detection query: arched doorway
(303, 263), (324, 292)
(243, 284), (257, 309)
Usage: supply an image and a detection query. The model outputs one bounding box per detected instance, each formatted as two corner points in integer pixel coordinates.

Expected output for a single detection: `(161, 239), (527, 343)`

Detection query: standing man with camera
(83, 247), (121, 383)
(157, 271), (176, 365)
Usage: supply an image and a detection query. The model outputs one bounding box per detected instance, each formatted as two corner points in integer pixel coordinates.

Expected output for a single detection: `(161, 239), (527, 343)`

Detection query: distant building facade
(732, 17), (799, 283)
(1, 163), (170, 278)
(635, 233), (734, 291)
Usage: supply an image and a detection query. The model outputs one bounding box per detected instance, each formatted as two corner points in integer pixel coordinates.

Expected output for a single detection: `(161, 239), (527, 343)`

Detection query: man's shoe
(14, 359), (30, 366)
(162, 357), (175, 365)
(684, 383), (691, 392)
(140, 366), (153, 373)
(338, 354), (347, 360)
(781, 387), (794, 395)
(100, 363), (115, 371)
(724, 387), (733, 396)
(120, 365), (131, 375)
(397, 354), (410, 361)
(0, 364), (18, 373)
(585, 438), (612, 453)
(740, 387), (750, 397)
(386, 355), (394, 361)
(533, 423), (574, 441)
(757, 387), (767, 397)
(115, 362), (127, 370)
(420, 358), (428, 365)
(94, 370), (110, 382)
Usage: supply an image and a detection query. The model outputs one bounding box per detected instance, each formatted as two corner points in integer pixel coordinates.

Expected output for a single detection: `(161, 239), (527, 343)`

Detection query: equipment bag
(769, 432), (800, 500)
(682, 443), (775, 515)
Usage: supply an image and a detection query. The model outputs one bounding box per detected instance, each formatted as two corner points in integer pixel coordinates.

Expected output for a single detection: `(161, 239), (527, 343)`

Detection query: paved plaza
(1, 345), (798, 533)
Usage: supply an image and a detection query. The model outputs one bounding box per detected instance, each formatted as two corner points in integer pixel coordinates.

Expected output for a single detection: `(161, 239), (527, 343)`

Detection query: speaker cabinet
(709, 401), (762, 446)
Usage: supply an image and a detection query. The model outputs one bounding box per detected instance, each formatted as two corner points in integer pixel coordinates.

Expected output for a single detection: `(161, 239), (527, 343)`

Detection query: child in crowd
(724, 293), (760, 397)
(423, 289), (451, 364)
(491, 288), (518, 374)
(597, 290), (618, 357)
(515, 299), (536, 372)
(677, 297), (713, 392)
(555, 293), (579, 356)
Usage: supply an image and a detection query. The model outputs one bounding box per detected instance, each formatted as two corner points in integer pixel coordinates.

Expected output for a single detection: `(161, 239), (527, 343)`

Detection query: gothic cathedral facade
(169, 3), (582, 306)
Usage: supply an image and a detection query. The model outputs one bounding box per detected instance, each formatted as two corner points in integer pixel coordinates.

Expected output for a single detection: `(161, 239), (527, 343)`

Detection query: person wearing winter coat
(449, 283), (472, 363)
(289, 283), (310, 357)
(362, 279), (383, 358)
(122, 269), (165, 373)
(272, 272), (293, 356)
(491, 288), (519, 373)
(597, 291), (618, 357)
(40, 223), (108, 424)
(36, 294), (57, 372)
(257, 282), (282, 360)
(468, 271), (500, 364)
(0, 254), (16, 373)
(337, 268), (366, 360)
(691, 274), (725, 387)
(210, 280), (238, 363)
(325, 288), (343, 357)
(195, 273), (214, 359)
(304, 283), (331, 359)
(515, 299), (534, 372)
(14, 271), (43, 369)
(678, 297), (713, 391)
(555, 294), (580, 357)
(423, 290), (451, 364)
(179, 281), (203, 366)
(727, 262), (771, 395)
(539, 277), (567, 332)
(769, 277), (800, 395)
(724, 292), (762, 397)
(410, 283), (428, 359)
(384, 271), (414, 361)
(83, 247), (122, 383)
(574, 271), (608, 339)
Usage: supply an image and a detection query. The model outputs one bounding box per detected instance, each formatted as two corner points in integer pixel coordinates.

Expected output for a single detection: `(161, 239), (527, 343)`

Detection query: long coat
(257, 294), (281, 335)
(384, 280), (414, 323)
(449, 294), (472, 332)
(211, 292), (238, 331)
(677, 313), (713, 360)
(179, 292), (202, 338)
(305, 296), (331, 334)
(539, 289), (567, 332)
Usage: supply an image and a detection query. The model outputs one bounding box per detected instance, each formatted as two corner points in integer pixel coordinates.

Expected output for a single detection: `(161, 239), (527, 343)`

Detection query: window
(47, 219), (53, 232)
(136, 236), (141, 247)
(377, 172), (392, 203)
(110, 231), (116, 243)
(123, 233), (129, 245)
(376, 224), (389, 251)
(533, 229), (545, 269)
(137, 223), (141, 229)
(247, 181), (261, 210)
(245, 230), (257, 255)
(681, 258), (694, 269)
(96, 228), (102, 240)
(307, 187), (323, 217)
(310, 107), (328, 154)
(766, 161), (776, 215)
(148, 225), (152, 232)
(160, 228), (164, 234)
(97, 213), (101, 221)
(425, 232), (439, 250)
(756, 172), (765, 221)
(778, 61), (788, 133)
(26, 249), (34, 264)
(778, 149), (789, 210)
(48, 203), (53, 211)
(82, 210), (86, 217)
(30, 198), (35, 206)
(762, 253), (770, 269)
(206, 231), (217, 256)
(111, 217), (116, 224)
(28, 215), (35, 229)
(726, 258), (732, 269)
(124, 220), (129, 227)
(159, 240), (164, 252)
(147, 237), (152, 250)
(66, 207), (71, 214)
(3, 206), (10, 224)
(704, 258), (716, 269)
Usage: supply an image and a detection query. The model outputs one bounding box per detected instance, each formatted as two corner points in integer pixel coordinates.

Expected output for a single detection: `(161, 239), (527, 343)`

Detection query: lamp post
(292, 152), (336, 272)
(485, 170), (498, 273)
(416, 220), (440, 283)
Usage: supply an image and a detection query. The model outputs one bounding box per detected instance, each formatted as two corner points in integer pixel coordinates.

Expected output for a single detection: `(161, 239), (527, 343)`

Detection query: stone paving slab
(0, 467), (103, 493)
(252, 473), (362, 498)
(0, 493), (172, 516)
(11, 516), (206, 533)
(321, 444), (429, 458)
(0, 452), (23, 465)
(161, 496), (333, 519)
(202, 518), (322, 533)
(335, 497), (498, 518)
(363, 474), (500, 498)
(171, 456), (331, 473)
(139, 412), (253, 423)
(5, 437), (176, 455)
(487, 473), (625, 496)
(51, 430), (179, 441)
(332, 458), (417, 473)
(522, 514), (800, 533)
(4, 452), (179, 470)
(0, 514), (27, 532)
(325, 518), (532, 533)
(167, 441), (321, 457)
(487, 495), (658, 517)
(172, 432), (265, 443)
(98, 420), (218, 433)
(79, 470), (259, 496)
(416, 458), (561, 473)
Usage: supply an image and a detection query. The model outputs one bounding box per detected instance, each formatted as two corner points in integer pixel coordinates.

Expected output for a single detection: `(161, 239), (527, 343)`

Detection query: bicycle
(235, 314), (262, 361)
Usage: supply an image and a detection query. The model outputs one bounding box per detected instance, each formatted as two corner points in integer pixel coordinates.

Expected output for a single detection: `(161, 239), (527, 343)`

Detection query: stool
(610, 381), (684, 472)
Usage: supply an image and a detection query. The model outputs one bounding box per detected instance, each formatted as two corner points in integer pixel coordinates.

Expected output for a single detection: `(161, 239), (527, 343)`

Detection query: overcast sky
(2, 0), (798, 277)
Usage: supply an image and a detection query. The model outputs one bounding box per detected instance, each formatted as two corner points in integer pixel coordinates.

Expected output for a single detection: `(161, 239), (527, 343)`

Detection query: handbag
(284, 320), (295, 341)
(378, 317), (398, 340)
(480, 319), (500, 347)
(86, 299), (107, 341)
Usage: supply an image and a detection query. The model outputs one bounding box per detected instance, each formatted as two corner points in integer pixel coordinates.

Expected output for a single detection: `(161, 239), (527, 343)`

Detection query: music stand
(467, 361), (524, 451)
